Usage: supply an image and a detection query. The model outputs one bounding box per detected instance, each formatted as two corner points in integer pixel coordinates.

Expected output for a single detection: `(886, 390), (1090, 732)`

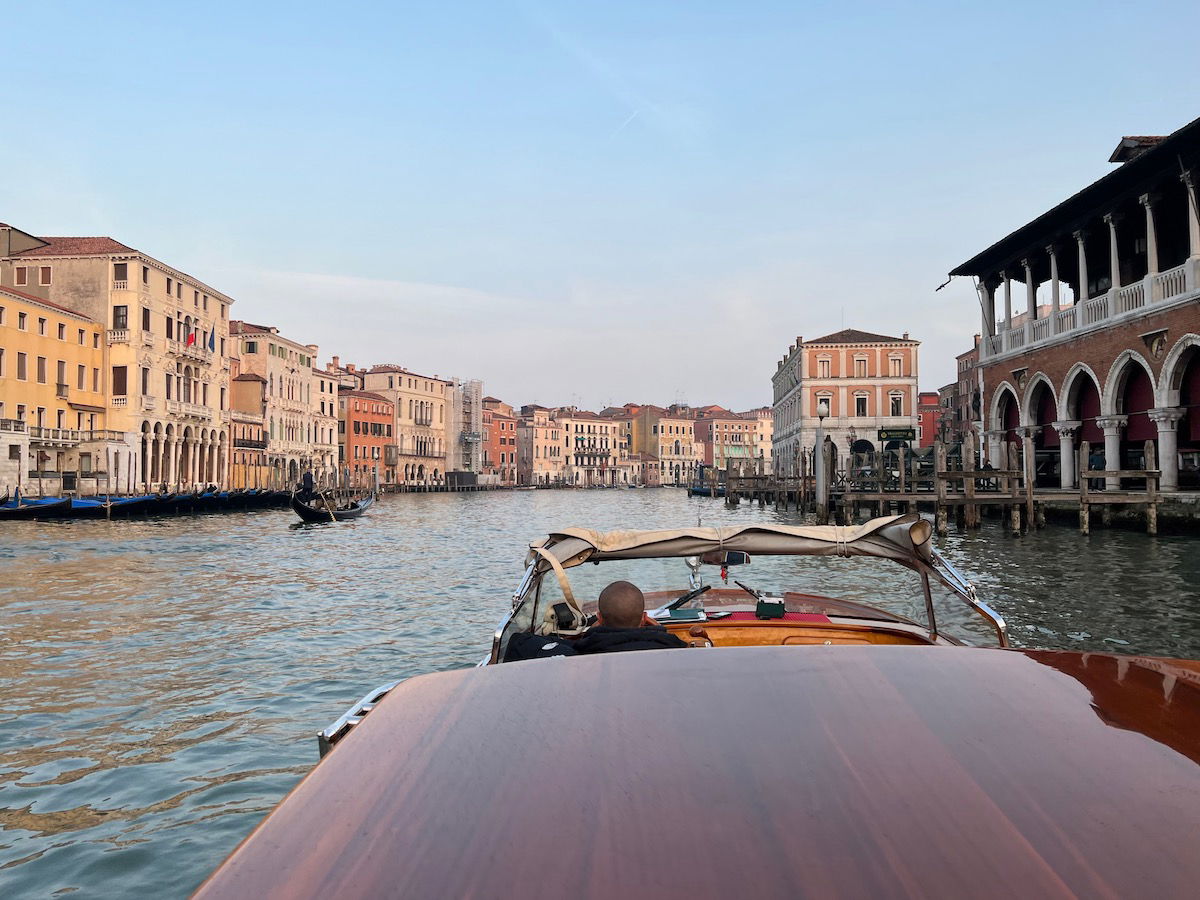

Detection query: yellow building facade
(0, 285), (122, 494)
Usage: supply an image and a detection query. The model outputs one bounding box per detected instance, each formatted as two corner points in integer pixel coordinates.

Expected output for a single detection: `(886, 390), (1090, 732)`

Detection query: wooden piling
(1145, 439), (1158, 536)
(1022, 433), (1036, 529)
(1008, 441), (1021, 536)
(963, 437), (979, 529)
(934, 440), (948, 536)
(1078, 441), (1090, 535)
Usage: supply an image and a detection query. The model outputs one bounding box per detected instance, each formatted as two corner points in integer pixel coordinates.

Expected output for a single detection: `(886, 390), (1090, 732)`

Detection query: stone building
(230, 322), (335, 487)
(516, 405), (564, 485)
(2, 224), (234, 492)
(632, 405), (700, 486)
(949, 117), (1200, 491)
(736, 406), (775, 467)
(771, 329), (920, 470)
(361, 365), (450, 484)
(556, 408), (624, 486)
(694, 407), (756, 473)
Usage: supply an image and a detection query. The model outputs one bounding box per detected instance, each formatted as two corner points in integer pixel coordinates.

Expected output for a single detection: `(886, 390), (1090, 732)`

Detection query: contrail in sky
(607, 109), (639, 141)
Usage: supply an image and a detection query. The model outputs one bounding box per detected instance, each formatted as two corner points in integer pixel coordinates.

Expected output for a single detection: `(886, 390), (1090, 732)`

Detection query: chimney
(332, 355), (340, 369)
(347, 363), (356, 373)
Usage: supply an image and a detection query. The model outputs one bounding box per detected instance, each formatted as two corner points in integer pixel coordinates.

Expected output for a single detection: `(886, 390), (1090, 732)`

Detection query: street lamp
(815, 399), (830, 520)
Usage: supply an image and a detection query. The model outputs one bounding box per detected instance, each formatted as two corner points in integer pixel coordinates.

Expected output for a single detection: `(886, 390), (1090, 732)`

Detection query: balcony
(234, 437), (268, 449)
(0, 418), (26, 433)
(166, 339), (214, 363)
(982, 259), (1199, 363)
(112, 280), (129, 290)
(107, 329), (129, 344)
(165, 399), (213, 421)
(141, 330), (155, 347)
(29, 426), (86, 446)
(112, 396), (128, 408)
(141, 395), (158, 412)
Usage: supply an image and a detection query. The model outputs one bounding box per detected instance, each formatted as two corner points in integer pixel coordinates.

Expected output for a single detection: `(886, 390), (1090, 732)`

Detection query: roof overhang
(950, 114), (1200, 280)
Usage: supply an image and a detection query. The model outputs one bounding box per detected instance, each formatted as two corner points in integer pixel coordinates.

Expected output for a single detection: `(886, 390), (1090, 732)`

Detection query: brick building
(949, 116), (1200, 491)
(482, 396), (518, 484)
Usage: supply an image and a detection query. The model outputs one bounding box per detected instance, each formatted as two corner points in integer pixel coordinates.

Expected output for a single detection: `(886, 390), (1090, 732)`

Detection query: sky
(4, 1), (1200, 410)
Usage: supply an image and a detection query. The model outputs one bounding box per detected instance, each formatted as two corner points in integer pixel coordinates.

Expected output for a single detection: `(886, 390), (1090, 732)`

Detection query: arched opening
(287, 459), (299, 484)
(996, 387), (1020, 449)
(1178, 348), (1200, 488)
(1114, 360), (1156, 470)
(1064, 369), (1103, 446)
(1027, 379), (1059, 487)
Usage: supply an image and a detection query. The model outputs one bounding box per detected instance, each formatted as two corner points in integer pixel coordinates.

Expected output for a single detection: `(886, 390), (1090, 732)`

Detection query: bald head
(598, 581), (646, 628)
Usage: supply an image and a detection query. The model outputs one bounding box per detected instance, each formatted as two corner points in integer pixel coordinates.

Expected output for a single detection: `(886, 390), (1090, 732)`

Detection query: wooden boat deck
(196, 646), (1200, 898)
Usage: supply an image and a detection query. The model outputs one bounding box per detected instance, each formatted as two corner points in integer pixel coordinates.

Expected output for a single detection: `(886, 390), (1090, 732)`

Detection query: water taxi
(196, 514), (1200, 898)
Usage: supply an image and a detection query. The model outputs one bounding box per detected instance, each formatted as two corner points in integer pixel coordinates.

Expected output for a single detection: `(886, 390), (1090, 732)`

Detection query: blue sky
(5, 1), (1199, 409)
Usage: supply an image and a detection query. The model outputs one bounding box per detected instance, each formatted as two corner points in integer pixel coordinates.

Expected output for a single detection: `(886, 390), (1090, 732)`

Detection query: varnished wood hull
(196, 646), (1200, 899)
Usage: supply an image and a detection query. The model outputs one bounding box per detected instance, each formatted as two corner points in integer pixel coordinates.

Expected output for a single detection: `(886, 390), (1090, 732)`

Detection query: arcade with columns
(951, 120), (1200, 493)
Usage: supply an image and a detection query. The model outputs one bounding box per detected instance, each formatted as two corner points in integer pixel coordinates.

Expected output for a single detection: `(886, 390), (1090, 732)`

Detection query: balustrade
(982, 260), (1192, 361)
(107, 329), (129, 344)
(112, 280), (128, 290)
(111, 396), (128, 407)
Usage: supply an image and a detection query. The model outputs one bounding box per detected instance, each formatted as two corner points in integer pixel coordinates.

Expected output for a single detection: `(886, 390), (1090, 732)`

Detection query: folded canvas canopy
(527, 513), (935, 572)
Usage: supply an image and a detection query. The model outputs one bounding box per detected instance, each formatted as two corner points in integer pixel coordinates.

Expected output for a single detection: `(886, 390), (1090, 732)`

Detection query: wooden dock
(722, 435), (1164, 535)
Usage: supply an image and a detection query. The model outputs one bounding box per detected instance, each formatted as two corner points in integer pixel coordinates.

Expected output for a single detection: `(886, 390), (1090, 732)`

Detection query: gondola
(290, 492), (375, 523)
(0, 497), (72, 520)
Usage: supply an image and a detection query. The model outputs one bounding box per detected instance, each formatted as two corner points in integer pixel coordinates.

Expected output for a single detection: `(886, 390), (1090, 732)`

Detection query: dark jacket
(573, 625), (688, 654)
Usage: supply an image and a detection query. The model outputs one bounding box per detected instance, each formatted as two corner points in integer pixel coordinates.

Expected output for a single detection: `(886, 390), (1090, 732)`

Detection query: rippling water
(1, 488), (1198, 897)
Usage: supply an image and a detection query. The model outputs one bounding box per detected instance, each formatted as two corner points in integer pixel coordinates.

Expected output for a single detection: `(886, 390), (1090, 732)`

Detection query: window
(141, 367), (150, 395)
(889, 357), (902, 377)
(112, 306), (128, 330)
(114, 262), (128, 282)
(167, 277), (173, 295)
(142, 307), (151, 331)
(111, 366), (127, 395)
(14, 266), (27, 286)
(39, 267), (51, 286)
(166, 318), (174, 339)
(57, 323), (65, 340)
(18, 312), (26, 330)
(194, 290), (199, 306)
(92, 368), (99, 391)
(57, 360), (66, 389)
(38, 317), (47, 336)
(142, 266), (150, 284)
(77, 364), (85, 390)
(817, 358), (831, 379)
(78, 328), (85, 344)
(855, 395), (867, 417)
(855, 357), (867, 377)
(37, 356), (47, 384)
(890, 395), (903, 416)
(92, 333), (99, 349)
(0, 349), (4, 377)
(0, 306), (4, 325)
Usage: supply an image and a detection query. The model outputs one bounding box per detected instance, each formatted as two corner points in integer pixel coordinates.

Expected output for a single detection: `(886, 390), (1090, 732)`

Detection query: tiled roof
(0, 284), (95, 320)
(10, 236), (135, 257)
(232, 373), (267, 383)
(229, 320), (276, 335)
(804, 328), (912, 345)
(342, 390), (392, 403)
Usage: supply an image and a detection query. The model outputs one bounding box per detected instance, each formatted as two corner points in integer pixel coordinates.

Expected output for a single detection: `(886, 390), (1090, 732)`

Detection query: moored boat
(290, 492), (374, 523)
(196, 514), (1200, 898)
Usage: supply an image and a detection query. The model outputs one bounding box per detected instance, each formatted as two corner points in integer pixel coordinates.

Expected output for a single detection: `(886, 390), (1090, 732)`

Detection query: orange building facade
(339, 390), (396, 486)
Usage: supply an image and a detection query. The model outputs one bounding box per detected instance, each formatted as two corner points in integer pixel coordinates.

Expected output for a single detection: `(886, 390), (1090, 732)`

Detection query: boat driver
(573, 581), (688, 654)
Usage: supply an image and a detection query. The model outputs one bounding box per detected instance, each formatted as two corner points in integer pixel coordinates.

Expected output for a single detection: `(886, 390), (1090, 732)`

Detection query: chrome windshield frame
(489, 561), (540, 664)
(928, 549), (1008, 647)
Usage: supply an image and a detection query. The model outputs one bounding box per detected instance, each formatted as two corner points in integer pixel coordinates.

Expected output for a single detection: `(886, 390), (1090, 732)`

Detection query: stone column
(1104, 213), (1121, 289)
(1095, 415), (1127, 491)
(1053, 421), (1081, 489)
(1074, 229), (1089, 305)
(170, 439), (181, 488)
(977, 281), (994, 345)
(1022, 258), (1037, 320)
(985, 430), (1003, 467)
(1183, 170), (1200, 258)
(1047, 245), (1060, 326)
(1140, 193), (1159, 275)
(1149, 407), (1186, 491)
(1002, 273), (1012, 331)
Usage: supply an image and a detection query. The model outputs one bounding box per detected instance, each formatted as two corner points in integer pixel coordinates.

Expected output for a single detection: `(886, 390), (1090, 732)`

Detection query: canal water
(2, 488), (1199, 897)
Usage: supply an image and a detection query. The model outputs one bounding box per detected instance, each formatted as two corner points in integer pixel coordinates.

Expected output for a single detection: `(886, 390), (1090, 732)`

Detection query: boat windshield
(533, 553), (1001, 647)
